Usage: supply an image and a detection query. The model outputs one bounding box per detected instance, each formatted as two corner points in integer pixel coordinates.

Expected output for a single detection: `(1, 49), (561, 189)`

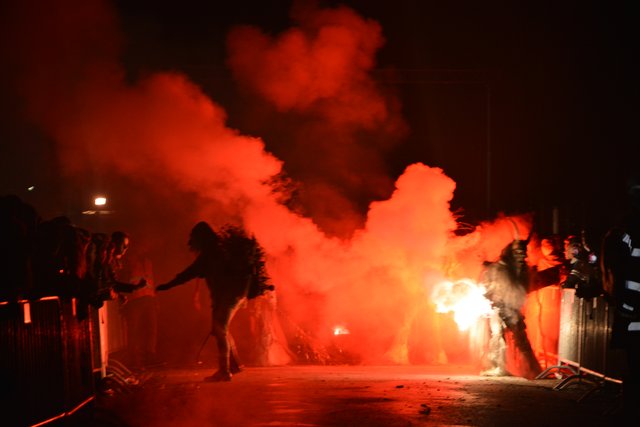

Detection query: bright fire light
(333, 325), (350, 336)
(94, 196), (107, 206)
(431, 278), (493, 331)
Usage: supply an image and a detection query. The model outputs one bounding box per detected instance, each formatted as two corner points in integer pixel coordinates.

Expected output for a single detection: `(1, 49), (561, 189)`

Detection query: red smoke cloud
(226, 1), (407, 237)
(227, 2), (389, 127)
(3, 0), (534, 365)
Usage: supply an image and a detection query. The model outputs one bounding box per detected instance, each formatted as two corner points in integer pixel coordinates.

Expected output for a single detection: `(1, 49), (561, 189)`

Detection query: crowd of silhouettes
(1, 195), (275, 381)
(0, 195), (145, 312)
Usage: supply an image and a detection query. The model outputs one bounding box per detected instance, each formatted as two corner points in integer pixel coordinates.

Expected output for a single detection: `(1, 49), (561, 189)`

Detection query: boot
(203, 370), (232, 382)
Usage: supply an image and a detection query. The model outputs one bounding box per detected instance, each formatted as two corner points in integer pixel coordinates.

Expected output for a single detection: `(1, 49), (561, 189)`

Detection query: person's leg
(509, 315), (542, 378)
(207, 310), (232, 380)
(226, 301), (245, 373)
(205, 300), (242, 381)
(482, 310), (509, 376)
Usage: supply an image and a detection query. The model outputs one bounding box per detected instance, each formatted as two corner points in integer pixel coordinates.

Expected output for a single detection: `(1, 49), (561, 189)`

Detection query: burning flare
(333, 325), (350, 336)
(431, 279), (493, 331)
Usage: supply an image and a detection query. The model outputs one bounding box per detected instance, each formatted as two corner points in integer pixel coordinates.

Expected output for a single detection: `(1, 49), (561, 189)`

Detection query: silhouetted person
(119, 242), (160, 369)
(107, 232), (147, 294)
(0, 195), (39, 300)
(601, 176), (640, 415)
(33, 215), (92, 299)
(85, 231), (147, 306)
(481, 237), (542, 379)
(562, 235), (602, 299)
(157, 222), (266, 381)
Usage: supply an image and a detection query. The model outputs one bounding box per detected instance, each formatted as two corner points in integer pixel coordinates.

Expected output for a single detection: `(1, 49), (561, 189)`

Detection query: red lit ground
(83, 364), (623, 427)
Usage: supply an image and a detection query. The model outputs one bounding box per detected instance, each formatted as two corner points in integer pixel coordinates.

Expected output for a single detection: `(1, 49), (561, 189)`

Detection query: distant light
(27, 186), (35, 191)
(94, 196), (107, 206)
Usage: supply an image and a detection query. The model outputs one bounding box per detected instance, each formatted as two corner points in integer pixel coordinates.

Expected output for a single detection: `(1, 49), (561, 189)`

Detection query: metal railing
(0, 297), (97, 427)
(537, 289), (627, 401)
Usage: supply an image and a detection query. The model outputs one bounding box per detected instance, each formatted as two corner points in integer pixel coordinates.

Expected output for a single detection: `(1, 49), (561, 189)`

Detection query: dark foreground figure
(601, 176), (640, 416)
(156, 222), (270, 382)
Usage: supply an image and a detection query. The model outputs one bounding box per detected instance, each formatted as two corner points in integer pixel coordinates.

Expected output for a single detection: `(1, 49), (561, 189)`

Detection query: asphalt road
(73, 365), (622, 427)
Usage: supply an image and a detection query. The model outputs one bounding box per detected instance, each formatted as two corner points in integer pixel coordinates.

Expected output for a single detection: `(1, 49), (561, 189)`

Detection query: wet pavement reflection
(89, 365), (621, 427)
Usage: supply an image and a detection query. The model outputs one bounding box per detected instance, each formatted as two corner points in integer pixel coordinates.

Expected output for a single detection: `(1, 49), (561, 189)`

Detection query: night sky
(1, 0), (637, 241)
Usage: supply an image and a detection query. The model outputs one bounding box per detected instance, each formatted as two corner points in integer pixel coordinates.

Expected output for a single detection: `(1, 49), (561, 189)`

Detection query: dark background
(1, 0), (637, 244)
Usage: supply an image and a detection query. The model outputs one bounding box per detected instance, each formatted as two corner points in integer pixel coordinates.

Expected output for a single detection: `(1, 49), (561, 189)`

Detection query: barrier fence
(0, 287), (632, 424)
(0, 297), (97, 427)
(537, 289), (627, 396)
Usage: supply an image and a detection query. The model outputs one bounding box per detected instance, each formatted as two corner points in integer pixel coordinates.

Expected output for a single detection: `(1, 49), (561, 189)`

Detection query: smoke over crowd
(1, 0), (534, 365)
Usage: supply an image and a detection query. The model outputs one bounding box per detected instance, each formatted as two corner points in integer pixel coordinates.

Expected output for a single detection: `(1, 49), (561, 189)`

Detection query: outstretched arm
(156, 256), (203, 291)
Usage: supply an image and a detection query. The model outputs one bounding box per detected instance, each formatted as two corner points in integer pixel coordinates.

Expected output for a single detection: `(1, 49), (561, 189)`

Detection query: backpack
(219, 225), (274, 299)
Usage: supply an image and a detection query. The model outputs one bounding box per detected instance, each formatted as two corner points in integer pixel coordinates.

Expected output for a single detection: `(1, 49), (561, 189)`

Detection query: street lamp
(82, 194), (112, 215)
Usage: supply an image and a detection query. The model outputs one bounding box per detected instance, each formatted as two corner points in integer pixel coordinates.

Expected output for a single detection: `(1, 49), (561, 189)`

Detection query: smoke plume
(2, 0), (532, 365)
(226, 1), (407, 236)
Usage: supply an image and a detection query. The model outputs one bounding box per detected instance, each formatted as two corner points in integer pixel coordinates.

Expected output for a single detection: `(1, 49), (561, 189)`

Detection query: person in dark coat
(106, 231), (147, 295)
(157, 222), (261, 381)
(561, 235), (602, 299)
(601, 176), (640, 415)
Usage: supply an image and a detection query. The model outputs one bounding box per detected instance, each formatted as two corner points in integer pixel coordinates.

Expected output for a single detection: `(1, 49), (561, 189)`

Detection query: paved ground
(71, 364), (623, 427)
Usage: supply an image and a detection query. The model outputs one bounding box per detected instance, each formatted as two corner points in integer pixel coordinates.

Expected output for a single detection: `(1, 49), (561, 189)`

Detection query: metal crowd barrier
(538, 289), (627, 400)
(0, 297), (98, 427)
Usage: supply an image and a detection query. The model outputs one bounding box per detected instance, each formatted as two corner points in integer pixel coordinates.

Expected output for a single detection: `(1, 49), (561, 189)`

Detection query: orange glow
(431, 279), (493, 331)
(333, 325), (350, 335)
(6, 0), (545, 367)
